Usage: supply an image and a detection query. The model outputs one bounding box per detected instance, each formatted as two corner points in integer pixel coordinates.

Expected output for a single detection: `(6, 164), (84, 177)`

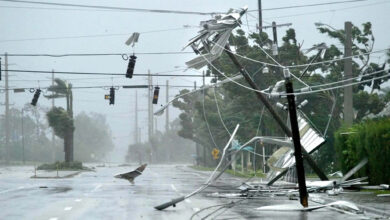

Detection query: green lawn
(190, 165), (266, 178)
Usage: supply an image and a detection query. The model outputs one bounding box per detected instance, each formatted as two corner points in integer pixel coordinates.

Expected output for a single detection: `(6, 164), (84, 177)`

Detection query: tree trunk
(69, 130), (74, 162)
(64, 130), (70, 162)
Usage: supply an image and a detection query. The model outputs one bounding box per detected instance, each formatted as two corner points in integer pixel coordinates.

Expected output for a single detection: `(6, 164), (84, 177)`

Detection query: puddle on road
(41, 186), (72, 194)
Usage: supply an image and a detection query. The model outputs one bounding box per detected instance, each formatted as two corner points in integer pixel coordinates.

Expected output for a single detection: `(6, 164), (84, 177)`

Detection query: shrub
(37, 161), (84, 170)
(334, 117), (390, 184)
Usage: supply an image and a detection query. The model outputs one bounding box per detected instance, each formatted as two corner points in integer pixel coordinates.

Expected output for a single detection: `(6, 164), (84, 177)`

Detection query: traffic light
(126, 55), (137, 78)
(31, 89), (41, 106)
(152, 86), (160, 104)
(109, 87), (115, 105)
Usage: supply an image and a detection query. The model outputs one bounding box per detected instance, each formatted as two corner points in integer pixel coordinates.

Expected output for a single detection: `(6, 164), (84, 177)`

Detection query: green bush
(37, 161), (84, 170)
(335, 117), (390, 184)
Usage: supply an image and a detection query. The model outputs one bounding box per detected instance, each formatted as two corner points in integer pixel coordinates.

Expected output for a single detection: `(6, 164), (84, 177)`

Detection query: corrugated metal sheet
(267, 112), (325, 181)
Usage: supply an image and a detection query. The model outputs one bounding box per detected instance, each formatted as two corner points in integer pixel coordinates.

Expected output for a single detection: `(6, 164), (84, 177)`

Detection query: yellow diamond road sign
(212, 148), (220, 160)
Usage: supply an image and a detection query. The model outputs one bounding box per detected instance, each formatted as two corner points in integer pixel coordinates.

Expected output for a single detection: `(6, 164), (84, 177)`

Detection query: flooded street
(0, 164), (388, 219)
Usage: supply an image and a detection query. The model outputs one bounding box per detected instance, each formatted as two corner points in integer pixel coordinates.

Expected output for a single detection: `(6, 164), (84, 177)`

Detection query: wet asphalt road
(0, 164), (388, 220)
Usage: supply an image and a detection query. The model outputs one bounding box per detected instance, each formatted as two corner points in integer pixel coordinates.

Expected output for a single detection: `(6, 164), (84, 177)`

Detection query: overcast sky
(1, 0), (389, 161)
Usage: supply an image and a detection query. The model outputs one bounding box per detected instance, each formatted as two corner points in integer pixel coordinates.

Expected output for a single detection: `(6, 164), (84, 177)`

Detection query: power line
(1, 84), (195, 91)
(249, 0), (369, 12)
(262, 0), (388, 19)
(1, 69), (213, 77)
(0, 27), (197, 43)
(2, 51), (193, 57)
(212, 42), (389, 68)
(0, 0), (219, 15)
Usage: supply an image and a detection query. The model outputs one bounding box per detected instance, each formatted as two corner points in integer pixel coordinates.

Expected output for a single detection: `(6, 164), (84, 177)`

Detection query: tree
(45, 78), (74, 162)
(73, 112), (114, 162)
(47, 107), (74, 162)
(173, 22), (389, 172)
(0, 107), (54, 162)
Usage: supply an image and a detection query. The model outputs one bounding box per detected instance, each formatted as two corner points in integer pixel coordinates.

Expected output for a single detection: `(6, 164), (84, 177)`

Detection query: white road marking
(170, 184), (178, 192)
(0, 186), (27, 194)
(185, 199), (192, 203)
(74, 199), (82, 202)
(49, 218), (58, 220)
(193, 207), (200, 212)
(64, 207), (72, 211)
(91, 184), (102, 192)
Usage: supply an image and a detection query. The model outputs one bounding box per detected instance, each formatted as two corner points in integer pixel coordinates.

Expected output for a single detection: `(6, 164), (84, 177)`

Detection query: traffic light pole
(223, 45), (328, 183)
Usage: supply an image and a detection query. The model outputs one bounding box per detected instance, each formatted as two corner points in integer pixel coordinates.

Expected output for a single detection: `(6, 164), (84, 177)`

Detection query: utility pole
(51, 70), (55, 162)
(258, 0), (262, 35)
(202, 71), (205, 87)
(165, 80), (169, 132)
(344, 21), (353, 126)
(138, 128), (141, 143)
(21, 109), (25, 164)
(135, 90), (138, 144)
(272, 22), (278, 56)
(4, 53), (10, 163)
(202, 72), (206, 166)
(154, 118), (157, 134)
(223, 44), (328, 183)
(148, 70), (153, 142)
(284, 69), (309, 207)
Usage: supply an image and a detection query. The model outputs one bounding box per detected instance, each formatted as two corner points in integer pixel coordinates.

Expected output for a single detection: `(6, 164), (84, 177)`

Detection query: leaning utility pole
(4, 53), (10, 163)
(344, 21), (353, 126)
(165, 80), (169, 132)
(223, 44), (328, 182)
(284, 69), (308, 207)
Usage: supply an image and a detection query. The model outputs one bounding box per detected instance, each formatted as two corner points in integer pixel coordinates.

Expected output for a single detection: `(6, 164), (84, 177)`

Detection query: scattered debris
(256, 200), (361, 213)
(183, 6), (248, 69)
(114, 164), (147, 184)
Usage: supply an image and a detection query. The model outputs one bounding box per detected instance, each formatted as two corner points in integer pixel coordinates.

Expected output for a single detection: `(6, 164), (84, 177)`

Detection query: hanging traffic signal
(152, 86), (160, 104)
(109, 87), (115, 105)
(126, 55), (137, 78)
(31, 89), (41, 106)
(104, 87), (115, 105)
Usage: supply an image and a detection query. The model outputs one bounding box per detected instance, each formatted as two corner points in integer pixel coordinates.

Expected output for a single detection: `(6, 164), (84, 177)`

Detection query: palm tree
(45, 78), (74, 162)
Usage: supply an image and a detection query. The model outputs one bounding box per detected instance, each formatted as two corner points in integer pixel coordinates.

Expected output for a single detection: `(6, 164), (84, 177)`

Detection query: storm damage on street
(1, 0), (390, 219)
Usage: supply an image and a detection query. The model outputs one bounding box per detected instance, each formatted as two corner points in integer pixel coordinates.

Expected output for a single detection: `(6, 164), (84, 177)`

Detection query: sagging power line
(1, 69), (212, 77)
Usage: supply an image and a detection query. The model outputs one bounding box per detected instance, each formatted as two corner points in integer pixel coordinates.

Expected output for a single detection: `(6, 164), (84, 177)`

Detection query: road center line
(74, 199), (82, 202)
(170, 184), (178, 192)
(64, 207), (72, 211)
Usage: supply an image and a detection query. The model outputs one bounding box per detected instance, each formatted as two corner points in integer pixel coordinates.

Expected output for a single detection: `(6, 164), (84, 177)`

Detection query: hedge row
(335, 117), (390, 185)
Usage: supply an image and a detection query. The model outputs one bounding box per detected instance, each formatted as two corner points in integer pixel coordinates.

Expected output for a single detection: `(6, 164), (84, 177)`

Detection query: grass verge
(37, 161), (90, 171)
(190, 165), (266, 178)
